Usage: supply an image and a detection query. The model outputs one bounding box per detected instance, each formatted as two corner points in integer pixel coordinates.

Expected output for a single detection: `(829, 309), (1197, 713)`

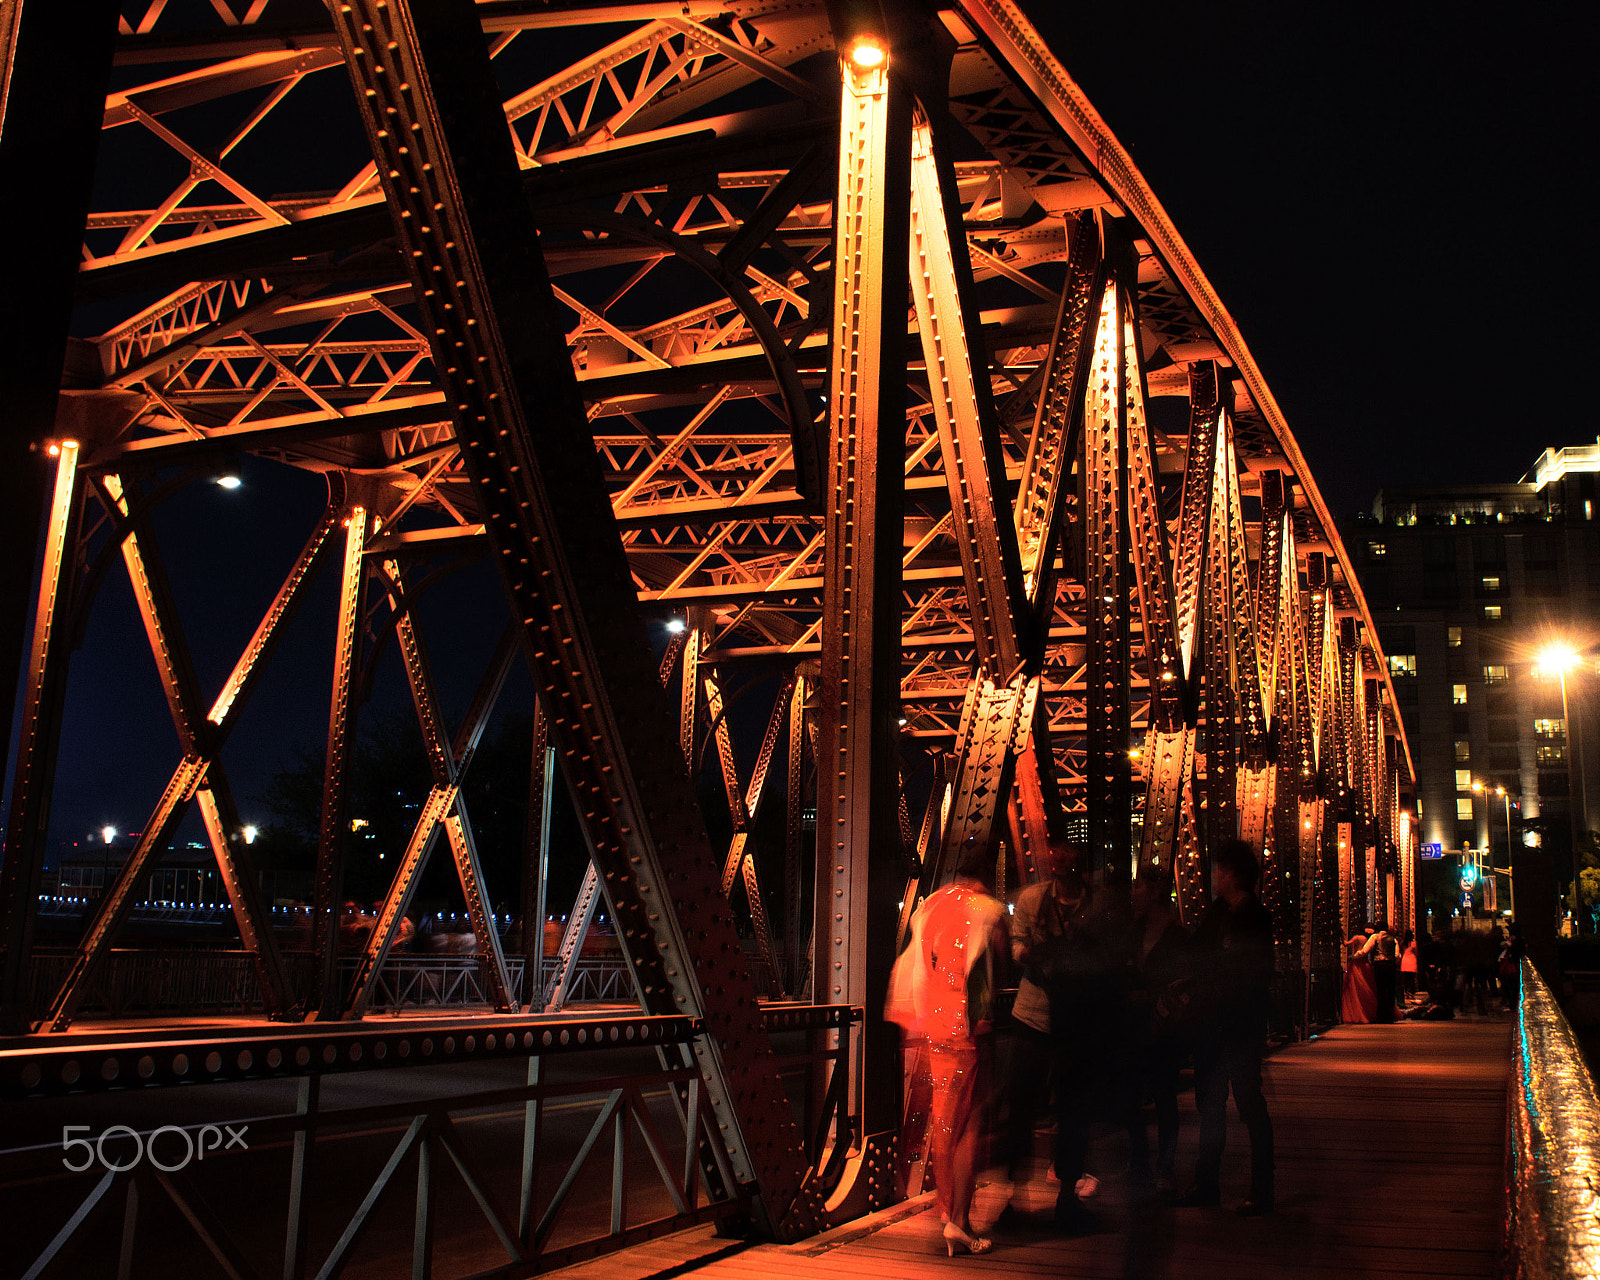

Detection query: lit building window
(1368, 542), (1386, 559)
(1448, 626), (1463, 647)
(1455, 740), (1471, 762)
(1456, 799), (1474, 821)
(1484, 664), (1510, 684)
(1388, 654), (1417, 677)
(1455, 769), (1472, 790)
(1453, 684), (1468, 705)
(1537, 744), (1566, 766)
(1535, 718), (1566, 739)
(1484, 606), (1503, 621)
(1481, 576), (1501, 590)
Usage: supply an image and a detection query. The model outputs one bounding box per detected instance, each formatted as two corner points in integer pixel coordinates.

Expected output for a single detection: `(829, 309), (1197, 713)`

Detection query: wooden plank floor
(561, 1017), (1512, 1280)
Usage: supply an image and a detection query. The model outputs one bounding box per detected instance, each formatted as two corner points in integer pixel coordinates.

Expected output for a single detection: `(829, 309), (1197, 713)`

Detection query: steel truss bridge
(0, 0), (1416, 1266)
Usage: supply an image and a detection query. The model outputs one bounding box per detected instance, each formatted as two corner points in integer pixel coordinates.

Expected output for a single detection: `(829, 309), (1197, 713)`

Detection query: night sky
(1027, 1), (1597, 520)
(21, 3), (1600, 857)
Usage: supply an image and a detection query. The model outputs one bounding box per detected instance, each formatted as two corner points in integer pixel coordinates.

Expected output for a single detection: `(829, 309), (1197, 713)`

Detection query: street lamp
(1473, 779), (1514, 918)
(1537, 644), (1585, 930)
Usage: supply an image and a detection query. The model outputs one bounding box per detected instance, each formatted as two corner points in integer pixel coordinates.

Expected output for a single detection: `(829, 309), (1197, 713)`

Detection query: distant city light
(101, 826), (116, 845)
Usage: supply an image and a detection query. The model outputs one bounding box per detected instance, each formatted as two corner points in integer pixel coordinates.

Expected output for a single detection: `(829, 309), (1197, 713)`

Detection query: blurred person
(886, 843), (1007, 1256)
(1340, 929), (1379, 1023)
(1131, 873), (1192, 1194)
(1371, 926), (1397, 1023)
(1034, 871), (1117, 1235)
(1176, 841), (1275, 1217)
(1399, 930), (1419, 998)
(997, 840), (1085, 1224)
(1499, 926), (1526, 1009)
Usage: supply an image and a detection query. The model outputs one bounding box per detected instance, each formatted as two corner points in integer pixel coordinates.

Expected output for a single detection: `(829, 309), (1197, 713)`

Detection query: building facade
(1352, 442), (1600, 925)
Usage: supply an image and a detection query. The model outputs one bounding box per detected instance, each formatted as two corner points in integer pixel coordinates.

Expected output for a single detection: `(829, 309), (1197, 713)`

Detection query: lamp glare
(849, 37), (886, 68)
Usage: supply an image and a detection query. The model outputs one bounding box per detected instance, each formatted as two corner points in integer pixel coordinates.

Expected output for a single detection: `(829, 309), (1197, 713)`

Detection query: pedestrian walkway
(561, 1018), (1512, 1280)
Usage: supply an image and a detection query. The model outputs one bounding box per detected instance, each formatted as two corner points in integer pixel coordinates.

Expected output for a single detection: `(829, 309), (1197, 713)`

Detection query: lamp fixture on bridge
(847, 35), (887, 68)
(665, 617), (686, 634)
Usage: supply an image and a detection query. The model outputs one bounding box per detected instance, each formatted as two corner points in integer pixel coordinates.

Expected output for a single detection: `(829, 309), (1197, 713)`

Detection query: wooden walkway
(562, 1017), (1512, 1280)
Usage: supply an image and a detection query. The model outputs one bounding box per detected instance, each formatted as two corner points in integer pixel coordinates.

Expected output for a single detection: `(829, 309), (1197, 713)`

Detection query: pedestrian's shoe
(1073, 1173), (1100, 1199)
(1172, 1183), (1221, 1208)
(1236, 1191), (1275, 1217)
(1052, 1198), (1099, 1236)
(943, 1222), (992, 1256)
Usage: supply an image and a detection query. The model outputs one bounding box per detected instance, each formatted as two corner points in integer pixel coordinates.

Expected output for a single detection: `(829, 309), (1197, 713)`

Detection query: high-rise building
(1353, 440), (1600, 926)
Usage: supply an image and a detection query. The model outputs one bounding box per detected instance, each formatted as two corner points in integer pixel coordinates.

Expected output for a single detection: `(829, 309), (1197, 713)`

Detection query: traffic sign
(1420, 843), (1443, 859)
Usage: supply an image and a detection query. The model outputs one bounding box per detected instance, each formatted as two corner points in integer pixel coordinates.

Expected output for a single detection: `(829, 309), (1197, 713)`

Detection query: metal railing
(1, 1004), (860, 1279)
(1503, 958), (1600, 1279)
(20, 950), (639, 1018)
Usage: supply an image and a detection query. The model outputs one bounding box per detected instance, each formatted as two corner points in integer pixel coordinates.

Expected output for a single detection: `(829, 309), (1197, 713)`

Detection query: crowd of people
(887, 837), (1277, 1256)
(1342, 919), (1524, 1022)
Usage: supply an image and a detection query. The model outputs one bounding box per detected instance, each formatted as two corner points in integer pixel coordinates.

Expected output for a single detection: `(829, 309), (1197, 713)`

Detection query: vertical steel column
(0, 0), (118, 802)
(1260, 473), (1296, 966)
(522, 702), (554, 1009)
(0, 442), (82, 1031)
(1121, 277), (1186, 877)
(785, 671), (810, 997)
(1084, 283), (1131, 881)
(1170, 366), (1219, 920)
(312, 502), (369, 1019)
(815, 9), (911, 1193)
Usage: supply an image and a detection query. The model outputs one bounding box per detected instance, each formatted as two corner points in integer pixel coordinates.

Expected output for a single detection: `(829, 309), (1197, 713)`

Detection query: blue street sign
(1420, 843), (1443, 859)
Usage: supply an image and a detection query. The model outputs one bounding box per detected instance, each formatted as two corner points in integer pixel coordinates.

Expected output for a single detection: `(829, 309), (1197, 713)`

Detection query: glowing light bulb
(848, 36), (887, 68)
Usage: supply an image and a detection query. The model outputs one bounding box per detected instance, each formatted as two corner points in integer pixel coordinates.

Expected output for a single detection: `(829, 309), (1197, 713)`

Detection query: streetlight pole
(1539, 645), (1587, 934)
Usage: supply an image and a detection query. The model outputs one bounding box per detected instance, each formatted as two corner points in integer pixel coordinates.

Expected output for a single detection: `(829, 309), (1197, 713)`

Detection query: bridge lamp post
(1472, 779), (1514, 918)
(1536, 644), (1586, 931)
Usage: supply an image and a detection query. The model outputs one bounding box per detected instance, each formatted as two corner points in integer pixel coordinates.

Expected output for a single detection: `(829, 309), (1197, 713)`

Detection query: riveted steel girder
(811, 8), (911, 1183)
(328, 0), (816, 1234)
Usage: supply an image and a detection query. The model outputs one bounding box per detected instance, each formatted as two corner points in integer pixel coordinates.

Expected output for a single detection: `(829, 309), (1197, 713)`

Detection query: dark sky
(1024, 1), (1597, 521)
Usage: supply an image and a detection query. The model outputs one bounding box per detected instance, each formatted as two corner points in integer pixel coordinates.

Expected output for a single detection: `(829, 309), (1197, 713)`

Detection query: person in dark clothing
(1033, 873), (1114, 1236)
(1371, 927), (1397, 1023)
(1175, 840), (1275, 1217)
(1130, 874), (1192, 1194)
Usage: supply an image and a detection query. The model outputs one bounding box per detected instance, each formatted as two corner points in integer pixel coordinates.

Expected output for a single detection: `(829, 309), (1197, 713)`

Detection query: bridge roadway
(560, 1018), (1513, 1280)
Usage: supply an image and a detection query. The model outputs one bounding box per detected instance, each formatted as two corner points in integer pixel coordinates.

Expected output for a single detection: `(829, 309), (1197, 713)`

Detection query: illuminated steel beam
(343, 616), (519, 1018)
(311, 497), (370, 1020)
(812, 5), (912, 1206)
(100, 472), (290, 1014)
(0, 445), (85, 1031)
(907, 113), (1024, 679)
(329, 0), (817, 1235)
(33, 493), (339, 1032)
(1083, 282), (1131, 879)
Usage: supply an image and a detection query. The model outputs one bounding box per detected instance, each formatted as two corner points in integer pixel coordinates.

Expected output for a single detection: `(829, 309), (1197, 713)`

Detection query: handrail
(1504, 958), (1600, 1279)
